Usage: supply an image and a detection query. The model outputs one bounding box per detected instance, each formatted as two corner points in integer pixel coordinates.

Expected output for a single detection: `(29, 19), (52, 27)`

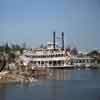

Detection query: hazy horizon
(0, 0), (100, 51)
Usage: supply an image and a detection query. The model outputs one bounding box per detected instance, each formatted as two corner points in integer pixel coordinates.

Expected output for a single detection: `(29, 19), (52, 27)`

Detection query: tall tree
(4, 42), (10, 53)
(71, 47), (78, 55)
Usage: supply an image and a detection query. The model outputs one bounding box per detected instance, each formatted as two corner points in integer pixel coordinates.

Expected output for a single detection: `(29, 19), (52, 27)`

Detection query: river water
(0, 69), (100, 100)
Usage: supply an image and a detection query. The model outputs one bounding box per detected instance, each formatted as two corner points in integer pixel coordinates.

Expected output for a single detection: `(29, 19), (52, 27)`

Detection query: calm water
(0, 69), (100, 100)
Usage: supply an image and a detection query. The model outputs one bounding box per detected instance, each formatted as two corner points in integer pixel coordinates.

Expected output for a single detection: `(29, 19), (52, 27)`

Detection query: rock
(8, 63), (17, 71)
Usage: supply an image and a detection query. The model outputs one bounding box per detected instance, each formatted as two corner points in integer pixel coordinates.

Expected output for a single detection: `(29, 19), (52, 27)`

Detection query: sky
(0, 0), (100, 51)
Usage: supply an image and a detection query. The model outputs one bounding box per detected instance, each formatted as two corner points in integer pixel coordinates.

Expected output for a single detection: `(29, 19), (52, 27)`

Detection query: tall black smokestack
(62, 32), (64, 50)
(53, 32), (56, 50)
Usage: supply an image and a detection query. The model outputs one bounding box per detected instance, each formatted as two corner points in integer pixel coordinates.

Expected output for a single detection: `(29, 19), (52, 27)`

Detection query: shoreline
(0, 67), (100, 85)
(0, 71), (38, 85)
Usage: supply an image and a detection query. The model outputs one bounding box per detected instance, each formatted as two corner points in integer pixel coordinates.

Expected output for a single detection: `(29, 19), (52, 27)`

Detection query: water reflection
(0, 69), (100, 100)
(0, 86), (6, 100)
(49, 69), (72, 80)
(49, 69), (100, 80)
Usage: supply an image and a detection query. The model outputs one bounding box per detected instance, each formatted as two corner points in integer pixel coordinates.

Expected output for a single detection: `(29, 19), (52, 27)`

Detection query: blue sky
(0, 0), (100, 51)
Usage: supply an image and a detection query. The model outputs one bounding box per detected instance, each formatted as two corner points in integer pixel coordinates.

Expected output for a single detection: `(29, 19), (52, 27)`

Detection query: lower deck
(32, 60), (65, 68)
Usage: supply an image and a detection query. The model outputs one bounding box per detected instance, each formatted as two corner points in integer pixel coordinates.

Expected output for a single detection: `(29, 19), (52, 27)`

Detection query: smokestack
(53, 32), (56, 50)
(61, 32), (64, 50)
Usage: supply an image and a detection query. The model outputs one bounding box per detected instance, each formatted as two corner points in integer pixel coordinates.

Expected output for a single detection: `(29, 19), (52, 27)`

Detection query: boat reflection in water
(49, 68), (100, 80)
(49, 69), (72, 80)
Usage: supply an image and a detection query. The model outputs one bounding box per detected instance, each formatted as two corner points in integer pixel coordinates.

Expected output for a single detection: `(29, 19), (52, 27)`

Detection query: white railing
(32, 57), (66, 61)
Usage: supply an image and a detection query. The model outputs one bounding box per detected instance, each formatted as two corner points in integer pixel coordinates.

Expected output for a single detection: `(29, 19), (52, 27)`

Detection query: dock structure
(64, 56), (100, 68)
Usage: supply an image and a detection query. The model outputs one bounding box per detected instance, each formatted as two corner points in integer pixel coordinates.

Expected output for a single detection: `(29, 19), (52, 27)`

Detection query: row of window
(25, 54), (65, 58)
(33, 61), (64, 66)
(70, 59), (98, 64)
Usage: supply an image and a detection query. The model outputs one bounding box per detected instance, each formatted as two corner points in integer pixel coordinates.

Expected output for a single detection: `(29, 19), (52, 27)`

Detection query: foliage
(87, 50), (100, 57)
(71, 47), (78, 55)
(0, 42), (26, 54)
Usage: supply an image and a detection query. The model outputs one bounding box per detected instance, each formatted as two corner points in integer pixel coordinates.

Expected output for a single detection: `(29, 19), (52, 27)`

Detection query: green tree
(4, 42), (10, 53)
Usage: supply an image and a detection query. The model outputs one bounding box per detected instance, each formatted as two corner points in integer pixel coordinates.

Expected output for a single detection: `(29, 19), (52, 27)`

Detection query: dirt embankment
(0, 71), (36, 84)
